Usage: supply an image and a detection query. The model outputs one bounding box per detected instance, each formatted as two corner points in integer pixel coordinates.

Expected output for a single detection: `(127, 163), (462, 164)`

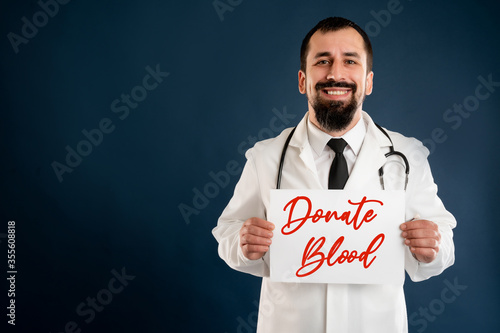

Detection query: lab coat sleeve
(403, 140), (456, 282)
(212, 148), (270, 277)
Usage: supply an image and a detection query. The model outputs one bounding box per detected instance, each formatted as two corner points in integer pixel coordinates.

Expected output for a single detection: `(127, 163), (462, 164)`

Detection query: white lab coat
(212, 111), (456, 333)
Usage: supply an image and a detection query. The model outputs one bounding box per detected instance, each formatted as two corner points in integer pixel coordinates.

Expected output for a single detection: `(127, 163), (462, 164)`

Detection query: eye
(345, 59), (356, 65)
(316, 59), (330, 65)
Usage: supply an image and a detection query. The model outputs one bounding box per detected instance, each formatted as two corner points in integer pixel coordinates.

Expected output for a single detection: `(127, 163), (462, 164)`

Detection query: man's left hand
(400, 219), (441, 263)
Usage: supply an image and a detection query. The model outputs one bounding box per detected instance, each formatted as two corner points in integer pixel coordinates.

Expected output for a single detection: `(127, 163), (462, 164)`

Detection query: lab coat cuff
(406, 244), (451, 282)
(405, 246), (420, 280)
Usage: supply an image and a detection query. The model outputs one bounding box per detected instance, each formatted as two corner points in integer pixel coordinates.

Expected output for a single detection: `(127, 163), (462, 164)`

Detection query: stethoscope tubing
(276, 123), (410, 190)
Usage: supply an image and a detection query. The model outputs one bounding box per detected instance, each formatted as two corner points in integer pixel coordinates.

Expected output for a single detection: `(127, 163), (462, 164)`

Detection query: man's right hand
(240, 217), (275, 260)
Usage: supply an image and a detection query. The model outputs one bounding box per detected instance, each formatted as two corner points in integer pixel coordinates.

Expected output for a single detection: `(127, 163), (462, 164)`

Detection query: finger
(402, 228), (440, 240)
(242, 244), (270, 260)
(400, 219), (437, 231)
(240, 224), (274, 240)
(242, 244), (270, 254)
(245, 224), (274, 238)
(409, 247), (439, 263)
(244, 217), (275, 231)
(404, 238), (440, 248)
(240, 233), (272, 247)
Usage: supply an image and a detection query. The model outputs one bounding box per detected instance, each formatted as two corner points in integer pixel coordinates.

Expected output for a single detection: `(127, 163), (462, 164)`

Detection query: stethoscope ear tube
(276, 127), (297, 189)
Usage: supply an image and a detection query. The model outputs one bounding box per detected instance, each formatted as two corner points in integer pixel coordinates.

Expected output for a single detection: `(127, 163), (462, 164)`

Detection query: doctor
(213, 17), (456, 333)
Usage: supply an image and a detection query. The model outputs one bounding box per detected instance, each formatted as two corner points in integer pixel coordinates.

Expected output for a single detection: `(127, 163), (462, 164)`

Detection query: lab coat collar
(288, 112), (318, 177)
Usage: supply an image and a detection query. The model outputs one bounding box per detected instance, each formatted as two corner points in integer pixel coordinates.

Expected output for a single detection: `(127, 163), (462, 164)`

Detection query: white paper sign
(269, 190), (405, 284)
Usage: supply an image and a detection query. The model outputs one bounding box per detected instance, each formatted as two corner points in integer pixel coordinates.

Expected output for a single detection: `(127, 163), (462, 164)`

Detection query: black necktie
(327, 138), (348, 189)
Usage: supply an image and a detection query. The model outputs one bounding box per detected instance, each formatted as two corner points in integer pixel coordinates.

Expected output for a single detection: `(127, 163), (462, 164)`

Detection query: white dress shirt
(307, 115), (367, 189)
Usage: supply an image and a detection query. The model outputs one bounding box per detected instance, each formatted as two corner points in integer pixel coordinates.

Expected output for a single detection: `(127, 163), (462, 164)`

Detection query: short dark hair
(300, 17), (373, 73)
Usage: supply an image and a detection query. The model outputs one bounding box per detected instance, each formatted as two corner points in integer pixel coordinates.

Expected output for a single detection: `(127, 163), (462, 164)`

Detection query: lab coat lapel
(285, 113), (323, 189)
(344, 112), (391, 191)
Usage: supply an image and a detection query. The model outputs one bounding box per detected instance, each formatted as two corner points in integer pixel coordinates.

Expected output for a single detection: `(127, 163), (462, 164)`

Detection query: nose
(326, 61), (345, 81)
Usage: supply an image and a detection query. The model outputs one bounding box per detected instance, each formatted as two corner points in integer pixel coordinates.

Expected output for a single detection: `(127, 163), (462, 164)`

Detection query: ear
(365, 71), (374, 96)
(298, 70), (306, 95)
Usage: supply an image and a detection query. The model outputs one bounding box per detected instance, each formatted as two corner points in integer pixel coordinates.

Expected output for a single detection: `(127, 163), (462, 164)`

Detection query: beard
(310, 80), (361, 132)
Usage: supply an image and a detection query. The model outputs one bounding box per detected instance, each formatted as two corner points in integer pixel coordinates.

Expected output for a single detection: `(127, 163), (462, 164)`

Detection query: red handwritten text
(281, 196), (384, 235)
(295, 233), (385, 277)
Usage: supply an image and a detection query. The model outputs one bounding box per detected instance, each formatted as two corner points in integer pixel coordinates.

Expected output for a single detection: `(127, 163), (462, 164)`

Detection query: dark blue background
(1, 0), (499, 332)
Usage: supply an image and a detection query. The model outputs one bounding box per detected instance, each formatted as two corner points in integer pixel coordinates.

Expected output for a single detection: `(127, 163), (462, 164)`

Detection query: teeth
(326, 90), (348, 95)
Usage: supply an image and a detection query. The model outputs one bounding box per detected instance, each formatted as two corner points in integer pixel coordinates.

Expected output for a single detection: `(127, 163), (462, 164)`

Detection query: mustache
(315, 81), (357, 92)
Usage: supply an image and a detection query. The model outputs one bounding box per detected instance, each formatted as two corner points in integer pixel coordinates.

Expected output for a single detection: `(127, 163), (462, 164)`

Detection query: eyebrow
(313, 51), (361, 59)
(314, 51), (332, 59)
(344, 52), (361, 59)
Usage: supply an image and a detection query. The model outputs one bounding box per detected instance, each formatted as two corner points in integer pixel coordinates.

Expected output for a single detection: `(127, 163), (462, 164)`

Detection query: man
(213, 17), (456, 332)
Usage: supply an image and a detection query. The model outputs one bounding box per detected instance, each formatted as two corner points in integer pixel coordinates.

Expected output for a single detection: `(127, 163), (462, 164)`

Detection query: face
(298, 28), (374, 134)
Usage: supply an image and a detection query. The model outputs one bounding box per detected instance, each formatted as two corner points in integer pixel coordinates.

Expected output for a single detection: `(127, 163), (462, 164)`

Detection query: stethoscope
(276, 123), (410, 190)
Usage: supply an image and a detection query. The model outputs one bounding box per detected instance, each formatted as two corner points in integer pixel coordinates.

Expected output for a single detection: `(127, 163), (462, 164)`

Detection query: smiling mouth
(325, 90), (349, 95)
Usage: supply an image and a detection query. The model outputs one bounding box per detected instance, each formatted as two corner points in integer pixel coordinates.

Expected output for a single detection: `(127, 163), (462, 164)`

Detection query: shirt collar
(307, 113), (367, 157)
